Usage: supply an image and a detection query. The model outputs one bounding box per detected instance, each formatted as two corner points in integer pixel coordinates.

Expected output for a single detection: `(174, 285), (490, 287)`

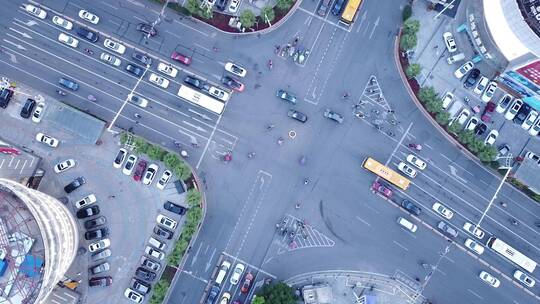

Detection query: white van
(446, 53), (465, 64)
(215, 260), (231, 285)
(397, 217), (417, 232)
(149, 237), (167, 250)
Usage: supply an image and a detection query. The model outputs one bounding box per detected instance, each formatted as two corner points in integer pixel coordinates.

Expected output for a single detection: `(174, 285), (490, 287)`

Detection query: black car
(216, 0), (228, 11)
(206, 285), (220, 304)
(76, 205), (100, 219)
(164, 201), (187, 215)
(132, 52), (153, 66)
(0, 88), (14, 108)
(131, 278), (151, 295)
(85, 228), (110, 240)
(463, 68), (480, 89)
(514, 103), (531, 125)
(84, 216), (107, 229)
(126, 64), (144, 77)
(136, 23), (157, 37)
(184, 76), (205, 89)
(475, 123), (487, 136)
(135, 267), (156, 282)
(401, 199), (421, 216)
(64, 177), (86, 193)
(76, 27), (99, 43)
(287, 109), (308, 123)
(20, 98), (36, 118)
(153, 225), (173, 240)
(331, 0), (346, 15)
(220, 75), (244, 92)
(89, 276), (112, 287)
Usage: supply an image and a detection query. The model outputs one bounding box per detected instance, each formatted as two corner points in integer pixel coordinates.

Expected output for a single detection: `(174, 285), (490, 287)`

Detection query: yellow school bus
(362, 157), (410, 190)
(340, 0), (363, 26)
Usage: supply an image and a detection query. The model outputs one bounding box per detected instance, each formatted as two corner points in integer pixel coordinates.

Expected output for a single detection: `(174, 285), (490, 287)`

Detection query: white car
(504, 99), (522, 120)
(473, 76), (489, 95)
(514, 270), (535, 288)
(58, 33), (79, 48)
(88, 238), (111, 252)
(142, 164), (158, 185)
(113, 148), (127, 168)
(79, 9), (99, 24)
(406, 154), (426, 170)
(521, 110), (538, 130)
(129, 94), (149, 108)
(100, 52), (121, 66)
(157, 214), (177, 230)
(463, 222), (485, 239)
(454, 61), (474, 79)
(25, 4), (47, 19)
(31, 102), (45, 123)
(481, 81), (497, 102)
(149, 73), (169, 88)
(464, 238), (484, 255)
(228, 0), (240, 13)
(397, 216), (418, 232)
(484, 130), (498, 145)
(75, 194), (97, 209)
(465, 116), (479, 131)
(432, 202), (453, 219)
(122, 154), (138, 175)
(145, 246), (165, 260)
(442, 32), (457, 53)
(479, 271), (500, 288)
(441, 91), (454, 109)
(157, 62), (178, 77)
(220, 293), (231, 304)
(229, 263), (245, 285)
(124, 288), (144, 303)
(35, 132), (59, 147)
(225, 62), (247, 77)
(208, 86), (230, 102)
(103, 38), (126, 54)
(496, 94), (512, 113)
(528, 117), (540, 136)
(54, 159), (75, 173)
(52, 16), (73, 30)
(455, 108), (470, 125)
(397, 162), (417, 178)
(156, 169), (172, 190)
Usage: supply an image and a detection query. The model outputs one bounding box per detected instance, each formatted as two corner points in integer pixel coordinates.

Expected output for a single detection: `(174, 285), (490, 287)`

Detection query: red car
(133, 160), (147, 181)
(372, 181), (392, 198)
(0, 147), (20, 155)
(481, 101), (496, 122)
(241, 272), (254, 293)
(171, 51), (191, 65)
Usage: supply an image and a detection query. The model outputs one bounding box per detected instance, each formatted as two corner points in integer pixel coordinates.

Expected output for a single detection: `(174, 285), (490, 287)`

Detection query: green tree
(185, 0), (201, 15)
(239, 10), (256, 28)
(424, 97), (442, 114)
(468, 138), (484, 153)
(261, 6), (275, 23)
(147, 145), (166, 161)
(164, 153), (181, 169)
(479, 146), (497, 162)
(435, 111), (450, 125)
(133, 137), (149, 154)
(120, 132), (129, 145)
(400, 33), (417, 50)
(252, 296), (266, 304)
(458, 130), (475, 145)
(447, 122), (461, 134)
(403, 19), (420, 35)
(186, 189), (202, 208)
(257, 282), (296, 304)
(418, 86), (437, 104)
(276, 0), (294, 10)
(402, 4), (412, 21)
(173, 161), (191, 181)
(406, 63), (421, 79)
(149, 279), (170, 304)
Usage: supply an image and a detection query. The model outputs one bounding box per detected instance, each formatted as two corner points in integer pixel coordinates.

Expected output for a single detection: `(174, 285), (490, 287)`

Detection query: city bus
(340, 0), (362, 26)
(177, 85), (225, 115)
(362, 157), (410, 190)
(487, 237), (537, 273)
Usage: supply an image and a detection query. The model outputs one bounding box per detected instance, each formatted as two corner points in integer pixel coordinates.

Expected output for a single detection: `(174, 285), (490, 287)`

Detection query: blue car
(59, 78), (79, 91)
(332, 0), (346, 15)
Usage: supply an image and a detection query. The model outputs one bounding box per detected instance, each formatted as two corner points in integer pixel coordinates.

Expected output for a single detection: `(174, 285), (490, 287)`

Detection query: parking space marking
(221, 252), (276, 278)
(355, 215), (371, 227)
(467, 289), (484, 300)
(392, 240), (409, 251)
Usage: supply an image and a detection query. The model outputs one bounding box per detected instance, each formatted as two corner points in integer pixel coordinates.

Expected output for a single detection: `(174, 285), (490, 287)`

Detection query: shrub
(239, 10), (256, 28)
(186, 189), (202, 208)
(133, 137), (149, 154)
(406, 63), (421, 79)
(435, 111), (450, 125)
(261, 6), (275, 23)
(149, 279), (170, 304)
(400, 33), (417, 50)
(403, 19), (420, 35)
(402, 4), (412, 21)
(147, 145), (167, 161)
(447, 122), (461, 135)
(276, 0), (295, 10)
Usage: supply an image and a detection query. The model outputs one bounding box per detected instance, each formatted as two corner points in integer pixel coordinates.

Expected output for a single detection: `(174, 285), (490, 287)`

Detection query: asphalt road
(0, 1), (539, 304)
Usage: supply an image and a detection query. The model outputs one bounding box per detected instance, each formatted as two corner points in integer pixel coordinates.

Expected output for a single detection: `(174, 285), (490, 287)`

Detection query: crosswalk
(276, 214), (335, 254)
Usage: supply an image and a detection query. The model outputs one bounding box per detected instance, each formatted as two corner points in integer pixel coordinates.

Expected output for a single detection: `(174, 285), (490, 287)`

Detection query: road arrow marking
(3, 39), (26, 50)
(9, 28), (32, 39)
(369, 16), (380, 39)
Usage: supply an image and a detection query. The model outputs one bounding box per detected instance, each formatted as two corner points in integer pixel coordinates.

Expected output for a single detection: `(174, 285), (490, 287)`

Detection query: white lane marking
(222, 251), (276, 278)
(467, 289), (484, 300)
(3, 38), (26, 50)
(173, 19), (209, 37)
(132, 15), (146, 23)
(392, 240), (408, 251)
(368, 16), (380, 39)
(194, 43), (210, 52)
(19, 159), (28, 174)
(355, 216), (371, 227)
(8, 27), (32, 39)
(101, 1), (118, 9)
(165, 30), (183, 40)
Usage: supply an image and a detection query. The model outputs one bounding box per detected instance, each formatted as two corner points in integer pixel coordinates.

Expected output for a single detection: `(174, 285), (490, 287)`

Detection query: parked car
(230, 263), (245, 285)
(241, 272), (254, 293)
(90, 248), (111, 262)
(228, 0), (240, 13)
(90, 262), (110, 275)
(372, 181), (392, 198)
(153, 225), (173, 239)
(463, 68), (480, 89)
(206, 285), (220, 304)
(443, 32), (457, 53)
(514, 270), (535, 288)
(184, 75), (205, 89)
(401, 199), (421, 216)
(479, 271), (500, 288)
(465, 116), (479, 131)
(323, 109), (344, 123)
(64, 177), (86, 193)
(58, 33), (79, 48)
(79, 9), (100, 24)
(54, 159), (76, 173)
(20, 98), (36, 119)
(149, 73), (169, 88)
(131, 279), (151, 295)
(397, 217), (417, 232)
(164, 201), (187, 215)
(145, 246), (164, 260)
(157, 62), (178, 77)
(126, 64), (144, 77)
(498, 144), (510, 156)
(31, 102), (45, 123)
(224, 62), (247, 77)
(454, 108), (470, 125)
(0, 88), (13, 108)
(76, 27), (99, 42)
(59, 77), (79, 90)
(25, 4), (47, 19)
(88, 238), (111, 252)
(496, 94), (512, 113)
(136, 267), (156, 282)
(123, 154), (138, 175)
(473, 76), (489, 95)
(437, 221), (458, 238)
(36, 132), (59, 147)
(142, 164), (158, 185)
(208, 86), (230, 102)
(133, 160), (148, 181)
(220, 292), (231, 304)
(514, 103), (531, 125)
(171, 51), (191, 65)
(441, 91), (454, 109)
(85, 216), (107, 230)
(475, 123), (487, 136)
(124, 288), (144, 303)
(481, 81), (498, 102)
(85, 228), (109, 240)
(156, 170), (172, 190)
(89, 276), (112, 287)
(276, 89), (297, 104)
(100, 52), (121, 66)
(136, 23), (157, 36)
(141, 256), (161, 272)
(454, 61), (474, 79)
(156, 214), (177, 230)
(484, 129), (498, 146)
(528, 117), (540, 136)
(221, 75), (244, 92)
(480, 102), (496, 123)
(522, 110), (538, 130)
(129, 95), (149, 108)
(464, 238), (484, 254)
(397, 162), (417, 178)
(505, 99), (523, 120)
(317, 0), (332, 16)
(75, 194), (97, 209)
(76, 205), (100, 219)
(287, 109), (308, 123)
(432, 202), (453, 219)
(132, 52), (153, 65)
(406, 154), (427, 170)
(113, 148), (127, 168)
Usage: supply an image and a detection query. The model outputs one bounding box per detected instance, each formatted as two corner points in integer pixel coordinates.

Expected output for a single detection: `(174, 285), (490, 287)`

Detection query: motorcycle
(247, 152), (255, 159)
(409, 143), (423, 151)
(88, 95), (97, 102)
(267, 59), (273, 70)
(277, 137), (284, 146)
(84, 48), (94, 55)
(56, 89), (67, 96)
